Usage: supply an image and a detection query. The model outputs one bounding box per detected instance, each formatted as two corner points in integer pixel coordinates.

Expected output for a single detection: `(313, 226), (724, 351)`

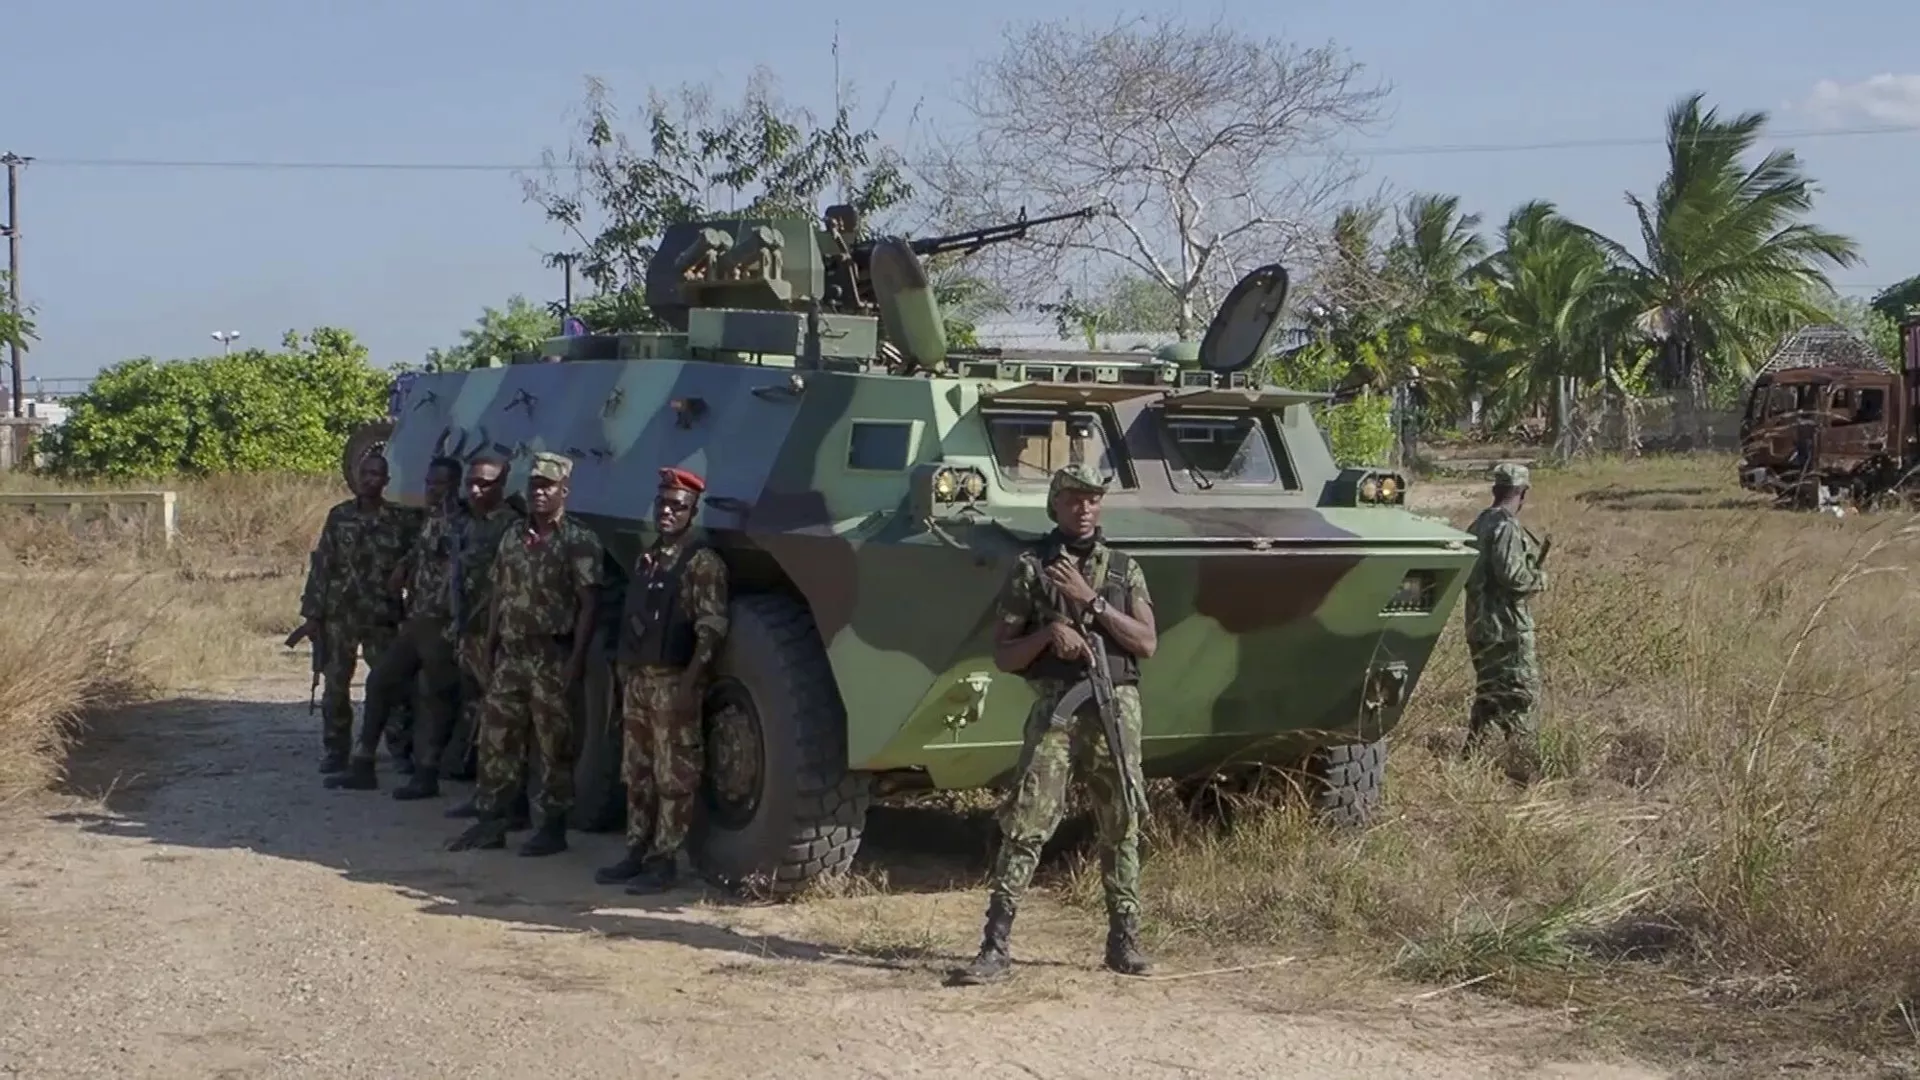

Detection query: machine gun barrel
(899, 205), (1100, 260)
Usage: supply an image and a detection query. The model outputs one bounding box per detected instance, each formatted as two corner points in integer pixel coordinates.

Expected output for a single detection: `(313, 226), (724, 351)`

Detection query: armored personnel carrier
(350, 206), (1478, 895)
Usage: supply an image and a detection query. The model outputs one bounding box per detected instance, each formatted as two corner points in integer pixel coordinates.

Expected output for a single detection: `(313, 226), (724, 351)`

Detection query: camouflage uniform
(447, 500), (524, 782)
(331, 500), (465, 793)
(1464, 463), (1548, 754)
(959, 463), (1152, 984)
(612, 532), (729, 878)
(469, 456), (604, 835)
(298, 498), (420, 766)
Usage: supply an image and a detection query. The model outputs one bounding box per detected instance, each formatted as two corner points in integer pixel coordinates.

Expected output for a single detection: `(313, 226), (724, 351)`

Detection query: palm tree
(1586, 93), (1861, 447)
(1384, 194), (1488, 448)
(1469, 201), (1620, 454)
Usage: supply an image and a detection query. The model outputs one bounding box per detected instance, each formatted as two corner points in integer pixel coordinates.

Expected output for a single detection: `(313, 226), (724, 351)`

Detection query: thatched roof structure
(1753, 323), (1889, 378)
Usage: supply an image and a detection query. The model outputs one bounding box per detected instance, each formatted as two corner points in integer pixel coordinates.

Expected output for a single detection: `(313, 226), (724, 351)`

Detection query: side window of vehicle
(983, 409), (1123, 486)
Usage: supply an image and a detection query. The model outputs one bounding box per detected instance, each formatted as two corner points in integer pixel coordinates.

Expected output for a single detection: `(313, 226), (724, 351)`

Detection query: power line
(22, 122), (1919, 174)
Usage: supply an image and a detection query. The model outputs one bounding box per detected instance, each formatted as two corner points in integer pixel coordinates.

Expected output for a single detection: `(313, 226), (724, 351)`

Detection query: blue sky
(2, 0), (1915, 382)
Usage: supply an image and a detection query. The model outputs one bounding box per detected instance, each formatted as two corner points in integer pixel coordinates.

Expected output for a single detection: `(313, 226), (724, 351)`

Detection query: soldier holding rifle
(951, 463), (1158, 987)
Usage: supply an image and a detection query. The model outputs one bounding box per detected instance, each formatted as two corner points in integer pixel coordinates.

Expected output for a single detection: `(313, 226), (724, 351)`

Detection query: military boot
(518, 814), (568, 857)
(1104, 912), (1152, 976)
(392, 766), (439, 801)
(318, 750), (349, 775)
(594, 846), (649, 885)
(624, 854), (677, 895)
(444, 797), (478, 819)
(447, 817), (508, 852)
(948, 896), (1016, 986)
(324, 755), (377, 790)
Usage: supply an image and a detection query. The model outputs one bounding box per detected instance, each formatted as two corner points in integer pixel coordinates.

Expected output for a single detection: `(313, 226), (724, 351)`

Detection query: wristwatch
(1089, 596), (1108, 619)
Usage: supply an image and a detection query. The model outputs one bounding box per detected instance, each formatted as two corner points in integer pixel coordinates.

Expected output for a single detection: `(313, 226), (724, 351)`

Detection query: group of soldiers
(290, 443), (1544, 983)
(294, 449), (728, 891)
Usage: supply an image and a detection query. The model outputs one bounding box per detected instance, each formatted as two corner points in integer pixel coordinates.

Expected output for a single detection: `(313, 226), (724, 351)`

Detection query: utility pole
(554, 253), (576, 314)
(2, 153), (29, 419)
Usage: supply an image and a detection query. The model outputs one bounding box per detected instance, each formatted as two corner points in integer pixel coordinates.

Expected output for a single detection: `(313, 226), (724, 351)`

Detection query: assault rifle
(285, 550), (326, 714)
(1047, 623), (1146, 821)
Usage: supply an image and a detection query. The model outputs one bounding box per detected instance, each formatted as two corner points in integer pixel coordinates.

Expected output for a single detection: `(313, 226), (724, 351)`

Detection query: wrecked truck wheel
(1304, 740), (1386, 827)
(571, 625), (626, 833)
(342, 419), (394, 490)
(692, 592), (871, 898)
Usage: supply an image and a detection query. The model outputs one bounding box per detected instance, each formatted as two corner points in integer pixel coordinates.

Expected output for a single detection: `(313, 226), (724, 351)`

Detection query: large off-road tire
(1304, 740), (1387, 827)
(571, 624), (626, 833)
(342, 419), (394, 490)
(692, 592), (870, 898)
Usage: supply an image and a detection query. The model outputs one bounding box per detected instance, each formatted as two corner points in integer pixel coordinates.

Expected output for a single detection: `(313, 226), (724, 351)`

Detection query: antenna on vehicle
(832, 22), (849, 207)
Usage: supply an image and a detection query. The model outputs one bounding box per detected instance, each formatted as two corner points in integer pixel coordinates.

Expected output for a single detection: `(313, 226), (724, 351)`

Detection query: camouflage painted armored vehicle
(356, 206), (1479, 895)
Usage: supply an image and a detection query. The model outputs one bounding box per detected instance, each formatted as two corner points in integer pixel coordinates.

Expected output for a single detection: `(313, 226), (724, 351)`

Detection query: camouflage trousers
(446, 632), (492, 779)
(355, 617), (460, 770)
(319, 620), (405, 758)
(1466, 632), (1540, 744)
(472, 639), (577, 823)
(618, 663), (705, 857)
(988, 681), (1147, 918)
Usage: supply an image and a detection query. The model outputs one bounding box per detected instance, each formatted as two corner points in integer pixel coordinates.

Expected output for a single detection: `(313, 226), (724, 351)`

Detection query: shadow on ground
(1572, 485), (1773, 513)
(50, 689), (1101, 975)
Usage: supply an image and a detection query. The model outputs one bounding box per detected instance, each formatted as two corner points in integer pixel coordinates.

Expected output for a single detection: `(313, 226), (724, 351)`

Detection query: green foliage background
(38, 328), (388, 480)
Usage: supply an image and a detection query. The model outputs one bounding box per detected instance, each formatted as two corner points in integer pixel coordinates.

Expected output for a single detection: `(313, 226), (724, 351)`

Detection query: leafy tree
(1870, 275), (1920, 323)
(522, 71), (913, 334)
(38, 328), (387, 480)
(0, 271), (32, 357)
(1585, 93), (1861, 447)
(425, 295), (560, 371)
(1037, 274), (1181, 349)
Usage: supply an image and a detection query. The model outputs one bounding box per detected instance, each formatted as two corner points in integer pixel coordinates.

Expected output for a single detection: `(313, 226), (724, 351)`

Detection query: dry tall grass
(1043, 453), (1920, 1032)
(0, 472), (341, 803)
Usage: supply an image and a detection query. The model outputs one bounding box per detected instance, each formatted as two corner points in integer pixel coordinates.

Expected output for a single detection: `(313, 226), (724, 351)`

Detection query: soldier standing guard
(448, 452), (603, 857)
(327, 456), (467, 795)
(1462, 462), (1550, 780)
(442, 455), (529, 817)
(951, 463), (1158, 986)
(293, 453), (420, 775)
(595, 467), (730, 894)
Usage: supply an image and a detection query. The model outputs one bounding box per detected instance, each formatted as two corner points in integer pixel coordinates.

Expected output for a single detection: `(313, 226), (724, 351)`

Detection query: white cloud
(1797, 74), (1920, 127)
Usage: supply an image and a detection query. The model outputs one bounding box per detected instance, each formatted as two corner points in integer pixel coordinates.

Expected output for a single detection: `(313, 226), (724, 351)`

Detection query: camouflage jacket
(454, 501), (523, 639)
(994, 534), (1152, 691)
(403, 503), (461, 626)
(617, 535), (731, 669)
(1464, 505), (1547, 643)
(299, 499), (422, 629)
(489, 513), (604, 645)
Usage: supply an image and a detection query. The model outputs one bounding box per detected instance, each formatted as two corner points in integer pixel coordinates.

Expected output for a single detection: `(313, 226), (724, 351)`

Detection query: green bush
(1264, 348), (1396, 467)
(38, 328), (389, 480)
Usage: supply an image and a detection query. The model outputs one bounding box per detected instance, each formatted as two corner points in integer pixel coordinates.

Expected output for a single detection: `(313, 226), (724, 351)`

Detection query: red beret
(659, 466), (706, 494)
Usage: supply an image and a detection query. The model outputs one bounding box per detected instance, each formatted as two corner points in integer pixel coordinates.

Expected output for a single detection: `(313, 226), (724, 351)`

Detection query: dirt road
(0, 671), (1670, 1079)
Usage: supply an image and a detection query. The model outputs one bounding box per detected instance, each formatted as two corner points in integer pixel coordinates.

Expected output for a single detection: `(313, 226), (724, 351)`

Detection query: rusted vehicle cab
(1738, 367), (1900, 493)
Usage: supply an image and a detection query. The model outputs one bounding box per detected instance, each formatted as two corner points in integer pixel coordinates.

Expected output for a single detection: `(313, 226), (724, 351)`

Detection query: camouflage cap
(529, 451), (574, 483)
(1491, 462), (1531, 490)
(1048, 462), (1110, 500)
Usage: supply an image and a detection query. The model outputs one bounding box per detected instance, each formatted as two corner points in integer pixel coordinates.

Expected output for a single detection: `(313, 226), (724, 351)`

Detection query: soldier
(326, 455), (465, 795)
(447, 451), (603, 857)
(595, 467), (730, 894)
(442, 454), (529, 817)
(294, 453), (419, 775)
(1462, 462), (1549, 779)
(951, 463), (1158, 986)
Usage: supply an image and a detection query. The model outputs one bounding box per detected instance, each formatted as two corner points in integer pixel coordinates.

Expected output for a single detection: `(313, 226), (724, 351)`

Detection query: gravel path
(0, 673), (1669, 1079)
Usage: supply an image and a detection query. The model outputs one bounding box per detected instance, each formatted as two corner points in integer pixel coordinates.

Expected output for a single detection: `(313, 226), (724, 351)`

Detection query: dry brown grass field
(3, 455), (1919, 1074)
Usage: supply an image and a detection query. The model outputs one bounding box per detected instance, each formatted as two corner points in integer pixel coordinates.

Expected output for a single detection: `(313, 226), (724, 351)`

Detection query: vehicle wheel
(1304, 740), (1386, 827)
(693, 592), (870, 898)
(342, 419), (394, 490)
(571, 624), (625, 833)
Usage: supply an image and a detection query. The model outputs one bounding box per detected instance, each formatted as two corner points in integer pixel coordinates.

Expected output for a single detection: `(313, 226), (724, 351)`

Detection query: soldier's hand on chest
(1044, 558), (1097, 606)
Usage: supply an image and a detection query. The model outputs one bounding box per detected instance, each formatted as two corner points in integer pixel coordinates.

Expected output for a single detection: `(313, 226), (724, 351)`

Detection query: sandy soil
(0, 670), (1676, 1080)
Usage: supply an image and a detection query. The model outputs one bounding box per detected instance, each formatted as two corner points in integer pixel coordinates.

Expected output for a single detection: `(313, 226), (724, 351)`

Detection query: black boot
(1104, 912), (1152, 976)
(318, 750), (348, 774)
(444, 798), (478, 819)
(594, 846), (649, 885)
(506, 789), (531, 831)
(948, 896), (1017, 986)
(447, 818), (508, 851)
(392, 766), (439, 801)
(393, 751), (416, 776)
(517, 814), (568, 857)
(623, 854), (677, 894)
(324, 756), (377, 790)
